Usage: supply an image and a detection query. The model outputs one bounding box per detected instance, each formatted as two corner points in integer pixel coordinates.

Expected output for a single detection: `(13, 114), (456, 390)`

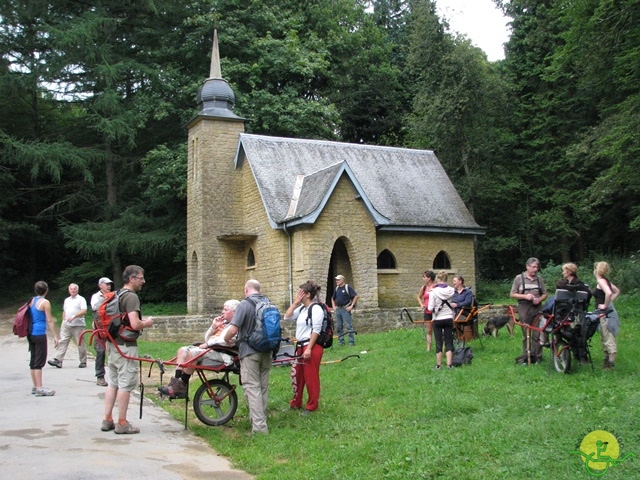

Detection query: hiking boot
(114, 421), (140, 434)
(101, 419), (115, 431)
(35, 387), (55, 397)
(47, 359), (62, 368)
(96, 377), (108, 387)
(78, 362), (87, 368)
(158, 377), (187, 399)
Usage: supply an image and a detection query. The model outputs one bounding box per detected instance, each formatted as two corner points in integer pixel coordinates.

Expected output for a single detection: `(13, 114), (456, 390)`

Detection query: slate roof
(234, 134), (484, 235)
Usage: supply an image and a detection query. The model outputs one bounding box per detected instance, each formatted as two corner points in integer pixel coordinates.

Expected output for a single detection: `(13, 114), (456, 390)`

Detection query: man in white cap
(90, 277), (114, 386)
(331, 275), (358, 346)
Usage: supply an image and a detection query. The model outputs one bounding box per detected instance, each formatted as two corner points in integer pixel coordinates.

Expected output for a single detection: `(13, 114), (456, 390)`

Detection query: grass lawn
(140, 297), (640, 480)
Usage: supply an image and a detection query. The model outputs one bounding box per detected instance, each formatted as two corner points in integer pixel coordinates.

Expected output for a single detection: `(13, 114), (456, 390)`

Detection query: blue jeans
(336, 307), (355, 345)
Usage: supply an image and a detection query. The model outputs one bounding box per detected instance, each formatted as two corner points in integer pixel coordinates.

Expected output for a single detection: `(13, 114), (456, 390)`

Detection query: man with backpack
(101, 265), (154, 434)
(223, 279), (274, 435)
(90, 277), (114, 386)
(331, 275), (358, 346)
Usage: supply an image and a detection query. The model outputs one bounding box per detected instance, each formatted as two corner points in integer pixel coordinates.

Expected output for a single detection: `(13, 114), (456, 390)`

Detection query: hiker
(593, 261), (620, 369)
(284, 280), (325, 415)
(223, 280), (273, 435)
(91, 277), (114, 386)
(510, 257), (548, 365)
(28, 281), (59, 396)
(47, 283), (88, 369)
(331, 275), (358, 346)
(428, 270), (455, 370)
(102, 265), (154, 434)
(417, 271), (436, 351)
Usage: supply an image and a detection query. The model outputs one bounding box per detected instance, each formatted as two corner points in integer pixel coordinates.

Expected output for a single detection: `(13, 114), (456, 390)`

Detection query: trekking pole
(139, 360), (144, 419)
(526, 326), (531, 366)
(321, 354), (360, 365)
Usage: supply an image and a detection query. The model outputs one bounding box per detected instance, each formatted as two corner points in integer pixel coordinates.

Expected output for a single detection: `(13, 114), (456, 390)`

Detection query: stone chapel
(185, 31), (484, 327)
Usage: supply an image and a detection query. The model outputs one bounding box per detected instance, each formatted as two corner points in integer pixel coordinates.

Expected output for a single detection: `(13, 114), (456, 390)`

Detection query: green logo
(572, 429), (635, 476)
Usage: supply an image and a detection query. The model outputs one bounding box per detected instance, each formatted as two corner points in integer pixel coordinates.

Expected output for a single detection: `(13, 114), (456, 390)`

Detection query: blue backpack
(245, 296), (281, 352)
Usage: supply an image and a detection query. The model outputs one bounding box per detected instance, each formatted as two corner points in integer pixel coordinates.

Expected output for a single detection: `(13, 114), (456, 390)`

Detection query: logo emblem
(572, 429), (635, 476)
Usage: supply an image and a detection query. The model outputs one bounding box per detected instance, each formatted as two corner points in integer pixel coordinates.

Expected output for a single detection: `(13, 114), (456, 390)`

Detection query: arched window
(433, 251), (451, 270)
(247, 248), (255, 268)
(377, 249), (396, 269)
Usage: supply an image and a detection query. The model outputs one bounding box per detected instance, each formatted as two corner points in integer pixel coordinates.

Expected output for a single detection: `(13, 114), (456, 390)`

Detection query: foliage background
(1, 0), (639, 301)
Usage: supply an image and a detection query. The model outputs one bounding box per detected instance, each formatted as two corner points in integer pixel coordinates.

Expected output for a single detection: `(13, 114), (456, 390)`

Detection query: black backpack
(451, 346), (473, 366)
(307, 302), (334, 349)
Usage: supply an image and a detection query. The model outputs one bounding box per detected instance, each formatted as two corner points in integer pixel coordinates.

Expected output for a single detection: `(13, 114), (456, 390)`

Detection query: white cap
(335, 275), (345, 281)
(98, 277), (114, 285)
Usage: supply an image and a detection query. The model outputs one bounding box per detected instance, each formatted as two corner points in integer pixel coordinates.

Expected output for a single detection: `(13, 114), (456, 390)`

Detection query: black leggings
(433, 319), (454, 353)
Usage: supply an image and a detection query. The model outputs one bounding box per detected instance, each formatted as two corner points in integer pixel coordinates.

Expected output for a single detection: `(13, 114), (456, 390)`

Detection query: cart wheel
(193, 379), (238, 426)
(553, 342), (571, 374)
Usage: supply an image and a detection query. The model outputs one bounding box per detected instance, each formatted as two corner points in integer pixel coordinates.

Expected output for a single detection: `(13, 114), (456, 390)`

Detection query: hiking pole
(321, 354), (360, 365)
(139, 360), (145, 419)
(526, 325), (531, 366)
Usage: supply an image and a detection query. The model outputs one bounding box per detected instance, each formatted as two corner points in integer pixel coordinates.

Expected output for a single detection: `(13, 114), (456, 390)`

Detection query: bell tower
(185, 30), (245, 314)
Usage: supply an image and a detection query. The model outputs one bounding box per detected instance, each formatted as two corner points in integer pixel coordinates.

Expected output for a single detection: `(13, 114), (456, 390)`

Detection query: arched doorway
(326, 238), (353, 305)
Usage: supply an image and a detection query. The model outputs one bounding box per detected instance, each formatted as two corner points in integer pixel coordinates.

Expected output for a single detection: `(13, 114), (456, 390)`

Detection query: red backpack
(13, 298), (33, 338)
(95, 289), (139, 341)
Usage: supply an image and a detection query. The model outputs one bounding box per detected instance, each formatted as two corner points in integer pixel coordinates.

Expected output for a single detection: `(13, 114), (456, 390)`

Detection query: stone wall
(142, 304), (511, 343)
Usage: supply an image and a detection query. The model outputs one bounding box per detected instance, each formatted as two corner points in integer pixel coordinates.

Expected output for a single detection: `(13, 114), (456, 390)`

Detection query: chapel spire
(195, 29), (243, 120)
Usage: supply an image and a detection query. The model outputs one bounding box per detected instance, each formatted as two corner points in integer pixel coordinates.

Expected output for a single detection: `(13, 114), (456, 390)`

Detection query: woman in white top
(284, 280), (325, 414)
(428, 271), (456, 369)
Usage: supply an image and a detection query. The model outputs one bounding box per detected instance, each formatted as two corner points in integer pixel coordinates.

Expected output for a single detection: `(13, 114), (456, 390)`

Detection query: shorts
(107, 343), (139, 391)
(28, 334), (48, 369)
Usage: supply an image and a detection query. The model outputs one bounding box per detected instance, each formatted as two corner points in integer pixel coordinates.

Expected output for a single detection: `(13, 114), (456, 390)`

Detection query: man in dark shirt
(331, 275), (358, 346)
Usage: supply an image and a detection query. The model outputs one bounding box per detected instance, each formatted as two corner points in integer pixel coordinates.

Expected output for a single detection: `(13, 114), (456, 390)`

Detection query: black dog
(483, 315), (515, 338)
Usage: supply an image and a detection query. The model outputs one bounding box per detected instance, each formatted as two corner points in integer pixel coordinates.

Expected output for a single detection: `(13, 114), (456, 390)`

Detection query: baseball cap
(98, 277), (114, 285)
(335, 275), (345, 281)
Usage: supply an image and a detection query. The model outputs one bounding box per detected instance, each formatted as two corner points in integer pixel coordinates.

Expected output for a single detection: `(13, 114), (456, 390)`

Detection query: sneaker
(47, 359), (62, 368)
(114, 421), (140, 434)
(158, 377), (187, 399)
(101, 419), (115, 431)
(447, 365), (454, 369)
(96, 377), (108, 387)
(78, 362), (87, 368)
(434, 364), (442, 370)
(31, 387), (37, 395)
(300, 409), (315, 416)
(35, 387), (55, 396)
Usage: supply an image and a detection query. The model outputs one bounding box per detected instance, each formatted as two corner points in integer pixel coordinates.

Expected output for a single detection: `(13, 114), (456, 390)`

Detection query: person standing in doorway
(102, 265), (154, 434)
(510, 258), (547, 365)
(223, 280), (273, 435)
(91, 277), (114, 386)
(48, 283), (88, 369)
(332, 275), (358, 346)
